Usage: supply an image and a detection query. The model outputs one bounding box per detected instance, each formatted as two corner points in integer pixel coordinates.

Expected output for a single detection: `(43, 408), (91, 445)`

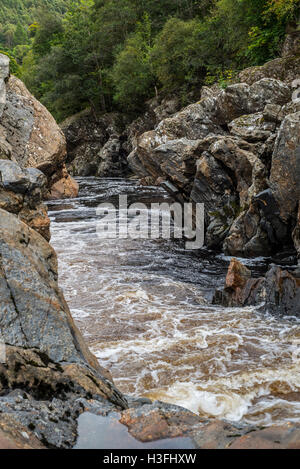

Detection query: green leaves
(6, 0), (297, 122)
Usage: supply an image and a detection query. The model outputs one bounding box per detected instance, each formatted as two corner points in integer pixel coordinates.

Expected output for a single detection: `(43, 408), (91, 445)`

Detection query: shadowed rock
(213, 258), (300, 317)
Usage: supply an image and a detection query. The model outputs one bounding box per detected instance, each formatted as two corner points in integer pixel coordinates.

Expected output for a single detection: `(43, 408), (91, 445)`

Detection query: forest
(1, 0), (299, 121)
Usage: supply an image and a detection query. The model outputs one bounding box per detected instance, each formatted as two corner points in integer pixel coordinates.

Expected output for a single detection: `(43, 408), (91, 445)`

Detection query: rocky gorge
(0, 42), (300, 450)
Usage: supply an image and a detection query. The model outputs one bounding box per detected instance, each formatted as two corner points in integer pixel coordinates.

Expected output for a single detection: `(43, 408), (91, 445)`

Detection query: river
(48, 177), (300, 427)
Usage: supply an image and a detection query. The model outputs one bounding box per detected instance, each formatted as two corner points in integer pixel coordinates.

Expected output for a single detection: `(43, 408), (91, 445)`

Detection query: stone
(0, 54), (9, 118)
(248, 78), (291, 112)
(208, 136), (267, 206)
(49, 164), (79, 200)
(61, 110), (129, 177)
(293, 204), (300, 259)
(155, 98), (225, 140)
(213, 261), (300, 317)
(228, 112), (276, 142)
(2, 76), (66, 175)
(0, 209), (104, 368)
(192, 420), (250, 450)
(0, 160), (50, 240)
(281, 31), (300, 58)
(217, 79), (291, 123)
(0, 413), (45, 449)
(0, 71), (76, 199)
(97, 136), (127, 177)
(229, 424), (300, 449)
(225, 258), (251, 290)
(120, 401), (204, 442)
(238, 56), (300, 85)
(270, 112), (300, 223)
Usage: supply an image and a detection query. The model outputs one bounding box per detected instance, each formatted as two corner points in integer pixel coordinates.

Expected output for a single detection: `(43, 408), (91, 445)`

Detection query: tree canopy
(3, 0), (299, 121)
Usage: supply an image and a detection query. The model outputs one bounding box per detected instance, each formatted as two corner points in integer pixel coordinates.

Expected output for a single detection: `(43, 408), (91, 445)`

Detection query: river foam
(48, 177), (300, 427)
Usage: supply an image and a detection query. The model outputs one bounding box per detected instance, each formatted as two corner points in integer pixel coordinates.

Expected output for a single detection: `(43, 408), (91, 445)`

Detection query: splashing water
(48, 178), (300, 426)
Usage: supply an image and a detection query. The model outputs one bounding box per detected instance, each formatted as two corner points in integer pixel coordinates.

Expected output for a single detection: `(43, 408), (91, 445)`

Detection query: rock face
(0, 54), (78, 199)
(238, 55), (300, 85)
(61, 110), (130, 177)
(0, 204), (129, 448)
(213, 258), (300, 317)
(128, 63), (299, 260)
(0, 160), (50, 240)
(61, 96), (182, 178)
(269, 112), (300, 223)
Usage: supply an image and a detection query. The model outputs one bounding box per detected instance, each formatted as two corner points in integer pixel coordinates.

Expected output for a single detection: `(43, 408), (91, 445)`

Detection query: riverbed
(48, 177), (300, 427)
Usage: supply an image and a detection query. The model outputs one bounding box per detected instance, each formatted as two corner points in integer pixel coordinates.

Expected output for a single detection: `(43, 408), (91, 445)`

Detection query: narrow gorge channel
(48, 177), (300, 428)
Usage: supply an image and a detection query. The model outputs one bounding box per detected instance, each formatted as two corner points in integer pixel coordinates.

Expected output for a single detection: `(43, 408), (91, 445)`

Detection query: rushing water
(48, 177), (300, 427)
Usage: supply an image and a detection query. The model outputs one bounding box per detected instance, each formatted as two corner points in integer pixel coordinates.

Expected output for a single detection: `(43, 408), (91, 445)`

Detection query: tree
(152, 18), (204, 92)
(112, 14), (157, 112)
(13, 23), (28, 47)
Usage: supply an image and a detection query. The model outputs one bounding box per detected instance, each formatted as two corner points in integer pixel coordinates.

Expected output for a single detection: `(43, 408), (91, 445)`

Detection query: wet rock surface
(0, 160), (50, 240)
(127, 62), (299, 263)
(214, 258), (300, 317)
(0, 54), (78, 199)
(61, 110), (130, 178)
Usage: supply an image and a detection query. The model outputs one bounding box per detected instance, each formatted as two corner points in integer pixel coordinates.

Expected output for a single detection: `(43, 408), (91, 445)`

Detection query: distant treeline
(2, 0), (299, 121)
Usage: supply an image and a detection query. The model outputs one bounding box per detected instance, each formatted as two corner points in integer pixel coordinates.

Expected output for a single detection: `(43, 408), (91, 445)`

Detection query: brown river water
(48, 178), (300, 427)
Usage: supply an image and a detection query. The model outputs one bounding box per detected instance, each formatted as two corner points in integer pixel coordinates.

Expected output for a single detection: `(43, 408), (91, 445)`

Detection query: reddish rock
(214, 260), (300, 317)
(0, 414), (45, 449)
(226, 258), (251, 290)
(49, 165), (79, 200)
(229, 424), (300, 449)
(120, 403), (204, 442)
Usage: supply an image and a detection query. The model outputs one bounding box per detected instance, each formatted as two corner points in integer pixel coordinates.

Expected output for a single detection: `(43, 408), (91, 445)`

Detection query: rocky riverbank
(62, 48), (300, 264)
(0, 51), (300, 449)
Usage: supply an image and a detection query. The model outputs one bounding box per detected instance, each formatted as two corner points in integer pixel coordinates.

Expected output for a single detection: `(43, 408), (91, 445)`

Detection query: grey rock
(0, 54), (9, 118)
(229, 112), (276, 142)
(270, 112), (300, 223)
(0, 160), (46, 194)
(0, 209), (101, 367)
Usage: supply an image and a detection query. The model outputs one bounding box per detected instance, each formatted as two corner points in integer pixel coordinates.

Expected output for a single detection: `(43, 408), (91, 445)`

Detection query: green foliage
(152, 18), (204, 93)
(0, 50), (21, 77)
(0, 0), (70, 50)
(112, 14), (156, 111)
(5, 0), (298, 121)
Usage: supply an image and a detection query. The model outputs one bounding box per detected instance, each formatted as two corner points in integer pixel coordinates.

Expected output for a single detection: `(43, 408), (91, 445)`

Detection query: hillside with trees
(0, 0), (69, 61)
(3, 0), (300, 121)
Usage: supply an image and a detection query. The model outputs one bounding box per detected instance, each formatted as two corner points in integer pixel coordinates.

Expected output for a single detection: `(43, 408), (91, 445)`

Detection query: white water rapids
(48, 178), (300, 426)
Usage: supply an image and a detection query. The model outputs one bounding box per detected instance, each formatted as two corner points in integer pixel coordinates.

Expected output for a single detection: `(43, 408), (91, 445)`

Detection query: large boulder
(128, 64), (299, 260)
(0, 209), (127, 408)
(0, 54), (78, 199)
(0, 160), (50, 240)
(269, 112), (300, 224)
(217, 79), (291, 123)
(61, 110), (130, 177)
(213, 258), (300, 317)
